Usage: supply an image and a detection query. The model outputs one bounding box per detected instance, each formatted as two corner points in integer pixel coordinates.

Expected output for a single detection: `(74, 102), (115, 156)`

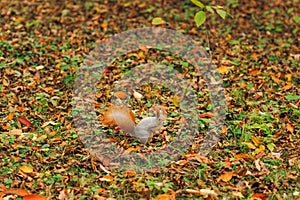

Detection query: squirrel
(102, 104), (167, 143)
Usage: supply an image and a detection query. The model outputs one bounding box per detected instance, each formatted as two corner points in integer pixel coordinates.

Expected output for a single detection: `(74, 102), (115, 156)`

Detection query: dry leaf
(4, 188), (29, 196)
(218, 66), (229, 74)
(250, 193), (267, 200)
(217, 172), (233, 182)
(254, 145), (265, 155)
(234, 153), (255, 161)
(241, 142), (256, 149)
(99, 175), (114, 182)
(8, 112), (14, 120)
(114, 91), (128, 99)
(10, 129), (22, 136)
(17, 117), (32, 127)
(185, 189), (200, 194)
(173, 95), (179, 107)
(285, 74), (292, 82)
(133, 90), (143, 100)
(23, 194), (46, 200)
(155, 193), (175, 200)
(199, 112), (213, 118)
(286, 123), (294, 133)
(20, 165), (33, 173)
(199, 189), (217, 197)
(251, 136), (261, 146)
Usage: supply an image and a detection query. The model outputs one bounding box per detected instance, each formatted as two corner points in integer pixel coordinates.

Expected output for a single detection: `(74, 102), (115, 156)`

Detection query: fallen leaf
(23, 194), (46, 200)
(4, 188), (29, 196)
(173, 95), (179, 107)
(286, 123), (294, 133)
(133, 90), (143, 100)
(185, 189), (200, 194)
(10, 129), (22, 136)
(8, 112), (14, 120)
(199, 189), (217, 197)
(217, 172), (233, 182)
(155, 193), (175, 200)
(234, 153), (255, 161)
(199, 112), (213, 118)
(251, 136), (261, 146)
(17, 117), (32, 127)
(114, 91), (128, 98)
(218, 66), (229, 74)
(241, 142), (256, 149)
(20, 165), (33, 173)
(250, 193), (267, 200)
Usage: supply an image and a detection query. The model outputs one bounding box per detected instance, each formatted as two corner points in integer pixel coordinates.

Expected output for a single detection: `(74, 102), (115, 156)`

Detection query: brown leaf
(20, 165), (33, 173)
(217, 172), (233, 182)
(4, 188), (29, 196)
(23, 194), (46, 200)
(17, 117), (32, 127)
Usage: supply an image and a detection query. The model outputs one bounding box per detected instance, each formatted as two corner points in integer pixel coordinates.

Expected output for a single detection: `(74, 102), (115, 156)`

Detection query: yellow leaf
(285, 74), (292, 82)
(218, 66), (229, 74)
(241, 142), (256, 149)
(217, 172), (233, 182)
(173, 95), (179, 107)
(254, 145), (265, 154)
(251, 136), (261, 146)
(20, 165), (33, 173)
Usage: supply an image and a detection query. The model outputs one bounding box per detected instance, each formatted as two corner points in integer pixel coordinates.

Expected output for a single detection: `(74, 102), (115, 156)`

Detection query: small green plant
(191, 0), (230, 27)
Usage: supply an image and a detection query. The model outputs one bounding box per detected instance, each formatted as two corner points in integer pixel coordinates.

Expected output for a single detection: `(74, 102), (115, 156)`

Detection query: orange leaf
(234, 153), (255, 161)
(23, 194), (46, 200)
(283, 82), (292, 90)
(155, 193), (175, 200)
(8, 112), (14, 120)
(4, 188), (29, 196)
(20, 165), (33, 173)
(251, 193), (267, 200)
(217, 172), (233, 182)
(199, 112), (213, 118)
(17, 117), (32, 127)
(218, 66), (229, 74)
(114, 91), (128, 99)
(286, 123), (294, 133)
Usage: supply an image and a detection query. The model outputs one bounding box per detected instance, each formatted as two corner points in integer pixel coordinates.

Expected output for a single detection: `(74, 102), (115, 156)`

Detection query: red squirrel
(102, 104), (167, 143)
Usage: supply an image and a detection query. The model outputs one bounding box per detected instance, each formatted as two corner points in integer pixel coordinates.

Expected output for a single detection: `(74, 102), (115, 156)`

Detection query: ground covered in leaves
(0, 0), (299, 199)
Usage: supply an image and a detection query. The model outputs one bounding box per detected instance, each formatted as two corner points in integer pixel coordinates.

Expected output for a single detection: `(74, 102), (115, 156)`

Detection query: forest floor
(0, 0), (299, 199)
